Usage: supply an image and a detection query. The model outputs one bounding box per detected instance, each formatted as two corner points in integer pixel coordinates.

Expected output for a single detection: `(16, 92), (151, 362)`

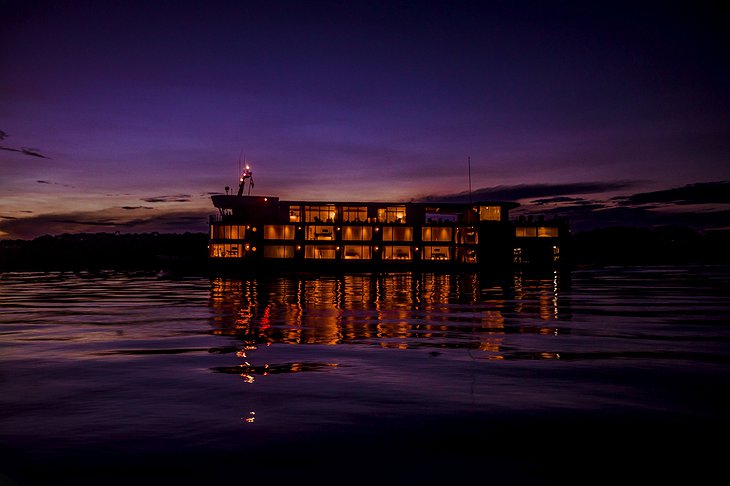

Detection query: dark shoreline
(1, 226), (728, 273)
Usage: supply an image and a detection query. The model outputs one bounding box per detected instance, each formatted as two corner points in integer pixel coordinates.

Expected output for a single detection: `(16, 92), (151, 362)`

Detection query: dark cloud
(531, 196), (588, 205)
(416, 180), (730, 232)
(418, 181), (638, 203)
(36, 180), (75, 188)
(0, 146), (50, 159)
(0, 209), (210, 240)
(614, 181), (730, 206)
(141, 195), (192, 203)
(552, 204), (730, 232)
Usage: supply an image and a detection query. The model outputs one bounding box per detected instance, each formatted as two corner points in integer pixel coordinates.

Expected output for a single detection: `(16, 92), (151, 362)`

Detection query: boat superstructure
(208, 167), (569, 271)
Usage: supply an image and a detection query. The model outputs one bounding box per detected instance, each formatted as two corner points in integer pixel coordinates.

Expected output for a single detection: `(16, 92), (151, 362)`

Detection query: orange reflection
(209, 271), (569, 362)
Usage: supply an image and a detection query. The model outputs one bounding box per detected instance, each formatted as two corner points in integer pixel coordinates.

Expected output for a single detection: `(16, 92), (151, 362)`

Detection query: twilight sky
(1, 0), (729, 239)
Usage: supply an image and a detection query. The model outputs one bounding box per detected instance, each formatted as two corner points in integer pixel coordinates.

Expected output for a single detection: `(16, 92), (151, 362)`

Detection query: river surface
(1, 266), (729, 485)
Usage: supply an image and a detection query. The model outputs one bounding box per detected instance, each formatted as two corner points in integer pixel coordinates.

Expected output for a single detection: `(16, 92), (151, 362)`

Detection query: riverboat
(208, 167), (569, 271)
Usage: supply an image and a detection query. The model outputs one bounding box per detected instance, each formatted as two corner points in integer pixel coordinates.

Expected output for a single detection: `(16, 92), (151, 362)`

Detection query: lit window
(456, 247), (478, 263)
(342, 206), (367, 223)
(304, 205), (337, 223)
(538, 226), (559, 237)
(289, 206), (301, 222)
(516, 227), (538, 237)
(424, 246), (451, 260)
(306, 225), (335, 240)
(209, 243), (244, 258)
(264, 245), (295, 258)
(305, 245), (337, 259)
(211, 224), (246, 240)
(382, 226), (413, 241)
(455, 227), (478, 244)
(377, 206), (406, 223)
(342, 226), (372, 241)
(383, 245), (412, 260)
(513, 247), (523, 264)
(479, 206), (501, 222)
(264, 225), (295, 240)
(422, 227), (452, 242)
(343, 245), (372, 260)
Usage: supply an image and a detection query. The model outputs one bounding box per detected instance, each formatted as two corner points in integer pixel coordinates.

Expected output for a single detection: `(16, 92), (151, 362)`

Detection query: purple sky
(1, 0), (729, 239)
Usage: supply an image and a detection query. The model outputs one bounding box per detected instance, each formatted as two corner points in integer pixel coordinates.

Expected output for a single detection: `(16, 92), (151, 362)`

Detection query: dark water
(1, 266), (729, 485)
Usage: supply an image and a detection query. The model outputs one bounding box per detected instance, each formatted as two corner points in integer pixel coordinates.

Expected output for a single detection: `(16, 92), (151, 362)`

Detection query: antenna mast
(468, 156), (472, 205)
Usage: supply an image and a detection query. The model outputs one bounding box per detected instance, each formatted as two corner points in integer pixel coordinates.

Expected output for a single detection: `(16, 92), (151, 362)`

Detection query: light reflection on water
(208, 272), (568, 358)
(1, 266), (729, 484)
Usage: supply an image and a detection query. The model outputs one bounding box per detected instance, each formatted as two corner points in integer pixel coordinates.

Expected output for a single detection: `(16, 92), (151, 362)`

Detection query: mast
(468, 156), (472, 205)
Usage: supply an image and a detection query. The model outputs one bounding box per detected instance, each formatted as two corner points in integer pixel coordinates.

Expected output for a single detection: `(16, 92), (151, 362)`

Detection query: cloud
(530, 196), (588, 205)
(515, 183), (730, 232)
(36, 180), (75, 188)
(418, 180), (730, 232)
(0, 208), (210, 240)
(614, 181), (730, 206)
(418, 181), (638, 203)
(0, 146), (50, 159)
(141, 194), (192, 203)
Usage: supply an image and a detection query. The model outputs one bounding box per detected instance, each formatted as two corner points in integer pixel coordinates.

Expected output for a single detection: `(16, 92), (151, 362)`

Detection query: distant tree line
(0, 227), (728, 272)
(0, 232), (209, 272)
(568, 226), (730, 267)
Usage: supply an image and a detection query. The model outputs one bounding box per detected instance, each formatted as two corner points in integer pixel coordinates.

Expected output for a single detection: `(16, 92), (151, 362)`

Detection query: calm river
(1, 266), (729, 485)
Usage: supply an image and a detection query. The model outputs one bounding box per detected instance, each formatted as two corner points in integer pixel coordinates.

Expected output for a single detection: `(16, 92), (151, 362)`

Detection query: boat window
(264, 245), (295, 258)
(423, 246), (451, 260)
(456, 247), (478, 263)
(516, 227), (538, 237)
(305, 245), (337, 259)
(422, 227), (452, 242)
(479, 206), (501, 222)
(264, 225), (295, 240)
(343, 245), (372, 260)
(305, 205), (337, 223)
(455, 227), (478, 244)
(538, 226), (559, 237)
(210, 224), (246, 240)
(342, 206), (367, 223)
(382, 245), (412, 260)
(425, 212), (459, 224)
(382, 226), (412, 241)
(377, 205), (406, 224)
(209, 243), (244, 258)
(513, 247), (524, 264)
(289, 206), (301, 223)
(342, 226), (372, 241)
(306, 225), (335, 240)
